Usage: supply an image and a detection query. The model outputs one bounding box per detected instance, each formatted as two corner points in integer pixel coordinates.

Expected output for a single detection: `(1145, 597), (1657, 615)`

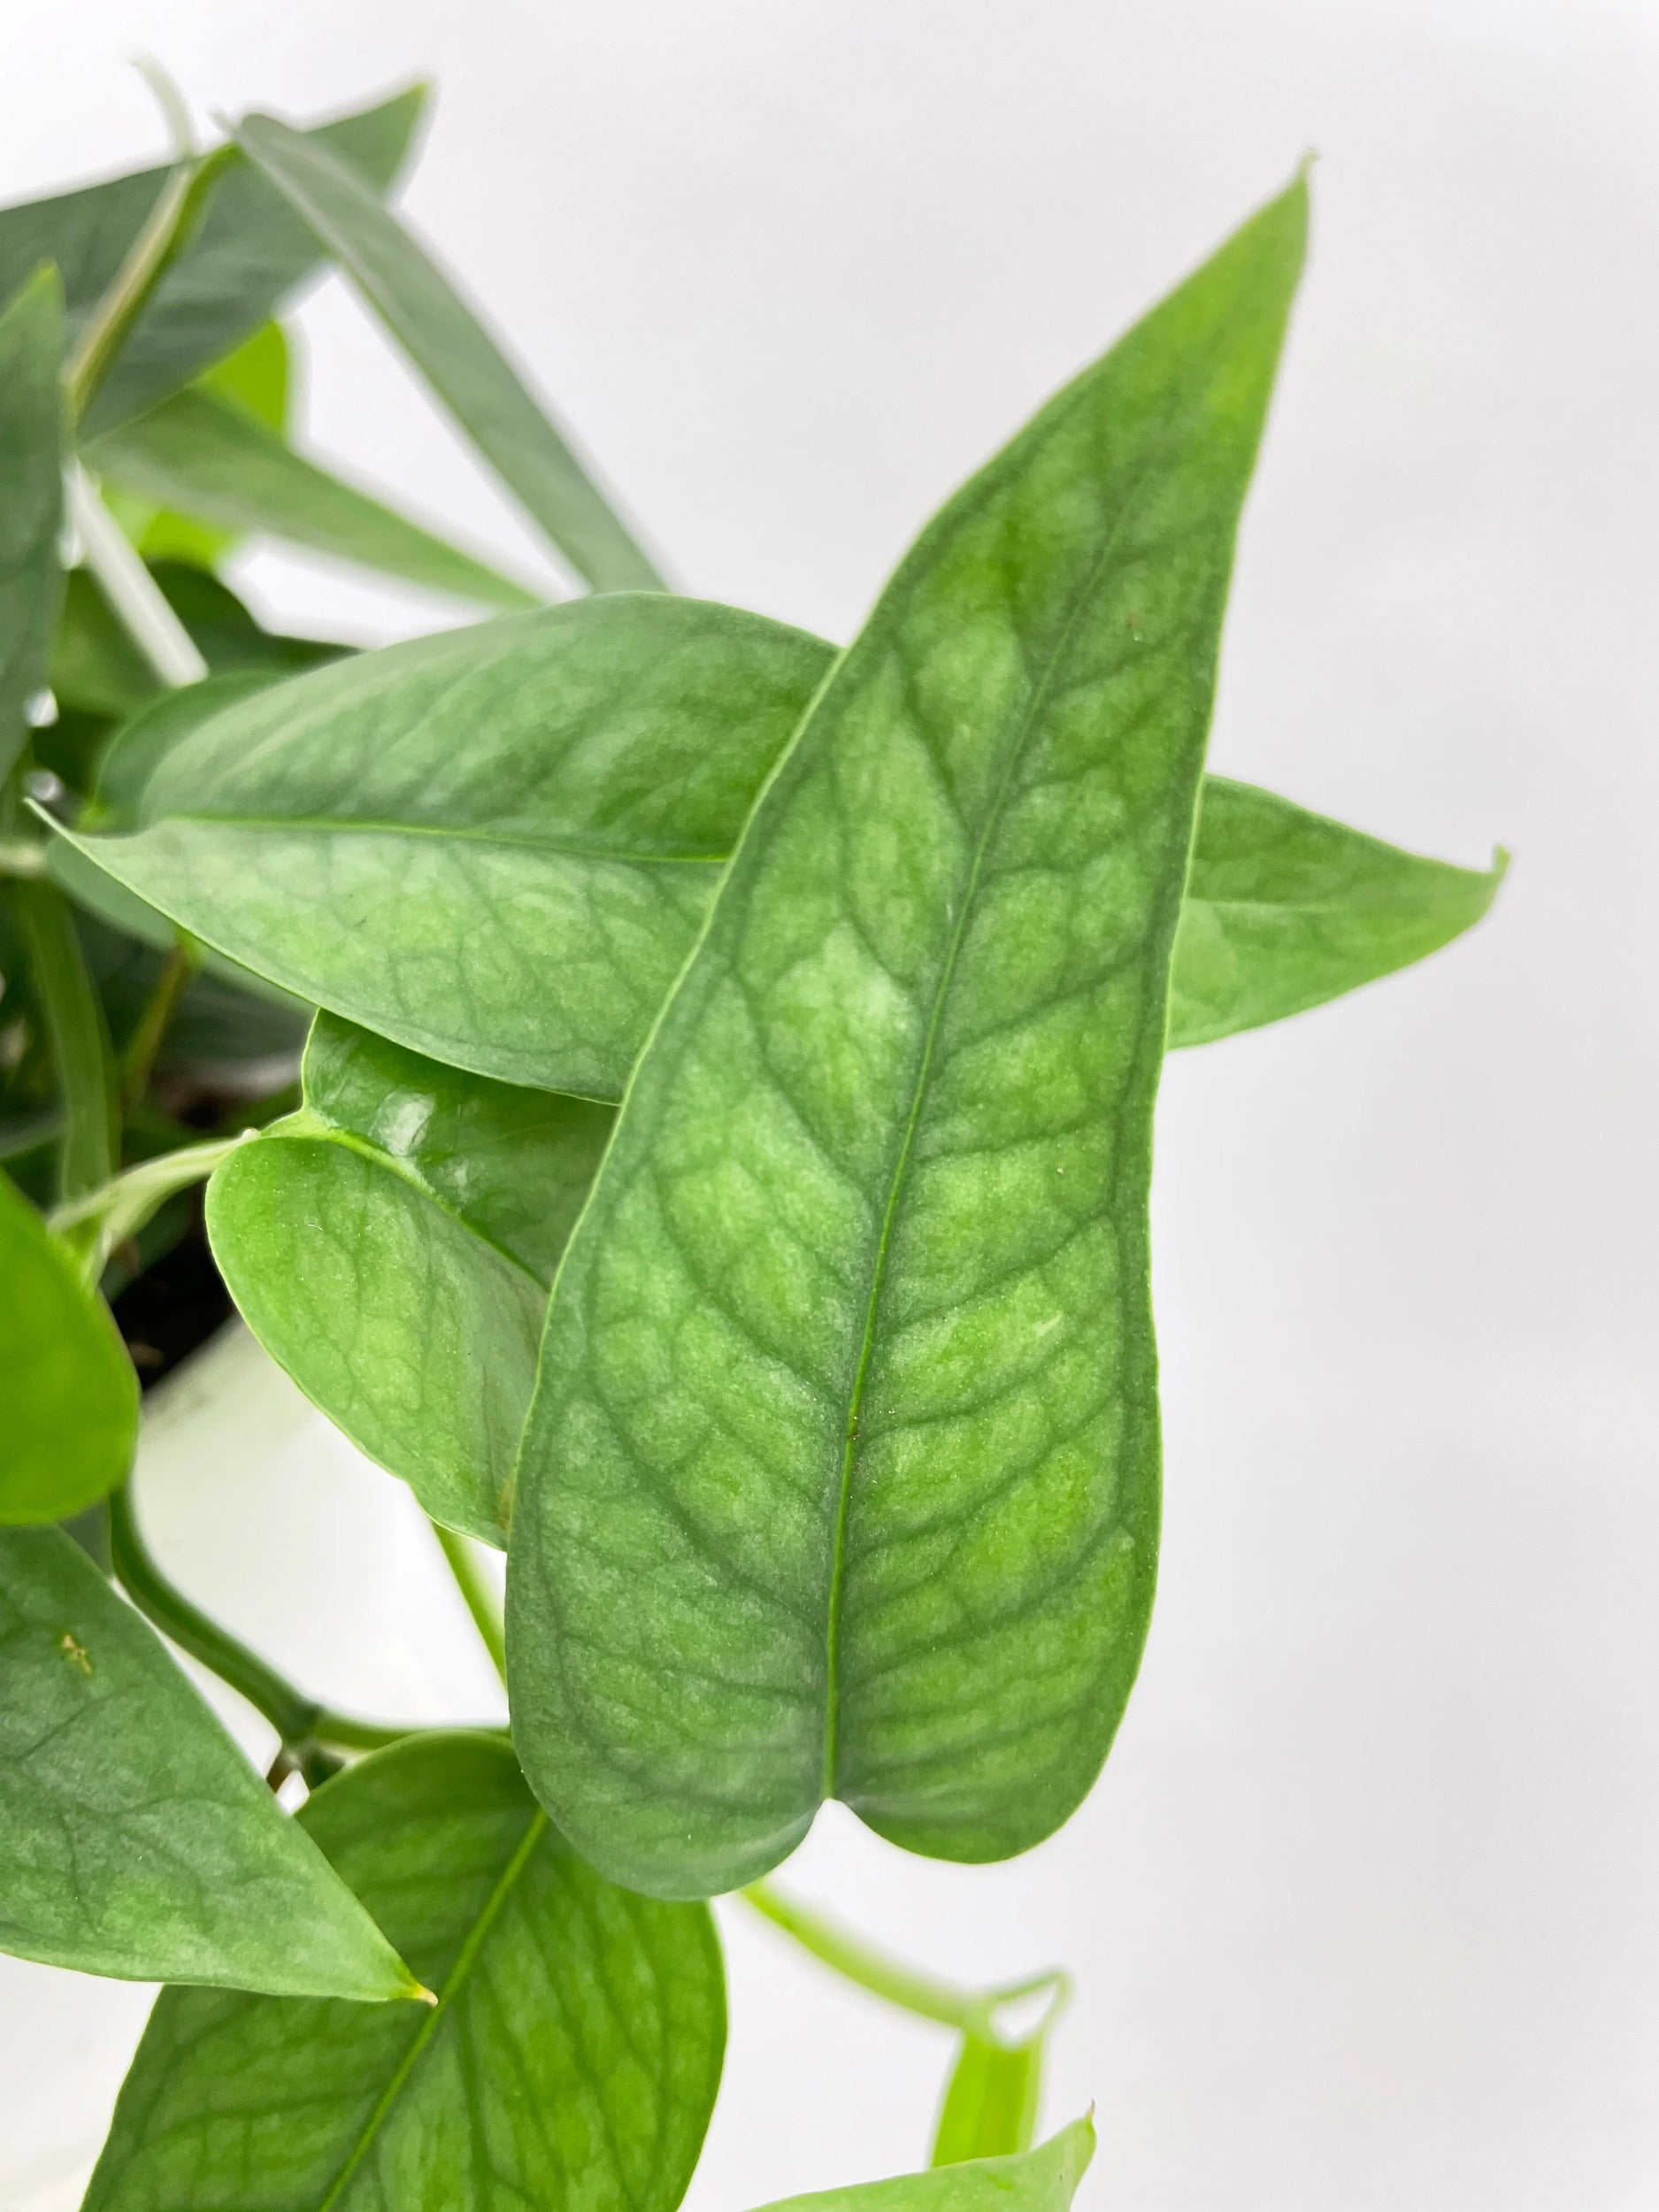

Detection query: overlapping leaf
(0, 1525), (418, 1997)
(755, 2120), (1094, 2212)
(0, 1171), (135, 1521)
(206, 1015), (612, 1542)
(233, 112), (663, 594)
(83, 1732), (726, 2212)
(56, 593), (1499, 1098)
(0, 265), (65, 775)
(505, 180), (1310, 1896)
(0, 87), (426, 437)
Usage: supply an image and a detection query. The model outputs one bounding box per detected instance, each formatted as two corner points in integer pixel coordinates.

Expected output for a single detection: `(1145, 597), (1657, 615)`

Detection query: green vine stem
(739, 1882), (1071, 2047)
(70, 469), (207, 687)
(50, 1129), (249, 1280)
(108, 1480), (415, 1763)
(11, 875), (117, 1201)
(429, 1518), (508, 1685)
(119, 936), (200, 1110)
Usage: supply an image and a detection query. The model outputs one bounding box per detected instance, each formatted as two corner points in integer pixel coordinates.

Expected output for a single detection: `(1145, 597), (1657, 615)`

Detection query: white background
(1, 2), (1656, 2207)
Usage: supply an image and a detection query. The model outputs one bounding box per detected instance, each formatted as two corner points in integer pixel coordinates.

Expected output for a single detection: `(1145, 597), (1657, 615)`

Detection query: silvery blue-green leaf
(0, 1169), (135, 1522)
(88, 386), (543, 610)
(754, 2120), (1094, 2212)
(51, 595), (826, 1093)
(0, 87), (428, 438)
(0, 265), (65, 775)
(83, 1732), (725, 2212)
(51, 587), (1500, 1099)
(507, 181), (1309, 1896)
(1167, 775), (1506, 1045)
(0, 1525), (420, 1998)
(232, 112), (663, 594)
(206, 1015), (612, 1542)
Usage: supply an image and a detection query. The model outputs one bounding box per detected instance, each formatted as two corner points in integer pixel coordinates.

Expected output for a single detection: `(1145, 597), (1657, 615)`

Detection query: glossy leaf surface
(84, 1732), (726, 2212)
(89, 386), (543, 609)
(1168, 775), (1506, 1045)
(0, 1525), (417, 1997)
(207, 1015), (613, 1542)
(509, 183), (1308, 1895)
(0, 1170), (135, 1522)
(57, 585), (1500, 1097)
(755, 2120), (1093, 2212)
(0, 265), (65, 775)
(57, 595), (826, 1092)
(234, 112), (663, 594)
(0, 87), (428, 437)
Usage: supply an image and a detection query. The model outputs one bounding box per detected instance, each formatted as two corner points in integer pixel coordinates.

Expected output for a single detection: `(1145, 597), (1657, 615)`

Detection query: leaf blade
(82, 1732), (726, 2212)
(0, 265), (65, 776)
(232, 111), (664, 594)
(0, 1525), (417, 1998)
(754, 2119), (1094, 2212)
(507, 180), (1309, 1894)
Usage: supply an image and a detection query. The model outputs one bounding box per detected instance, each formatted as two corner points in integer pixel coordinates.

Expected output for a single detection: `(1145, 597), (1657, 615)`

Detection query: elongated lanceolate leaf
(88, 386), (543, 610)
(206, 1015), (613, 1542)
(755, 2120), (1094, 2212)
(84, 1732), (726, 2212)
(0, 265), (65, 775)
(52, 595), (827, 1093)
(233, 112), (664, 593)
(1168, 774), (1505, 1045)
(52, 589), (1501, 1095)
(0, 1525), (419, 1997)
(507, 181), (1309, 1896)
(0, 1170), (135, 1521)
(11, 87), (427, 438)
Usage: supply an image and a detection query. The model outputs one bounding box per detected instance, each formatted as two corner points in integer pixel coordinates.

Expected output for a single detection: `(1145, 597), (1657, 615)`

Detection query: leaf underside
(83, 1733), (726, 2212)
(506, 181), (1310, 1897)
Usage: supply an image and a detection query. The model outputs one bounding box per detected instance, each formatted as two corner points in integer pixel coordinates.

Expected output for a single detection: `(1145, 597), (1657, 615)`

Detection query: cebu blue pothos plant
(0, 74), (1502, 2212)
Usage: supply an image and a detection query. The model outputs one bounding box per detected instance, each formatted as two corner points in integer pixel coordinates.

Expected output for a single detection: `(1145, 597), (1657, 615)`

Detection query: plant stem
(119, 937), (200, 1110)
(11, 875), (116, 1200)
(108, 1480), (418, 1760)
(70, 469), (207, 687)
(739, 1883), (1070, 2044)
(429, 1517), (507, 1685)
(50, 1129), (250, 1279)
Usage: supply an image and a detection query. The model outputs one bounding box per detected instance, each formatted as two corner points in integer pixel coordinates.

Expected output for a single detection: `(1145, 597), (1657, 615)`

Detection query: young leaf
(53, 594), (1502, 1094)
(30, 87), (428, 438)
(1168, 775), (1506, 1045)
(82, 1732), (726, 2212)
(755, 2119), (1094, 2212)
(0, 1525), (419, 1998)
(232, 112), (664, 594)
(933, 2037), (1041, 2165)
(88, 386), (544, 610)
(0, 1170), (136, 1522)
(507, 181), (1309, 1896)
(205, 1015), (613, 1543)
(52, 595), (827, 1093)
(0, 265), (65, 776)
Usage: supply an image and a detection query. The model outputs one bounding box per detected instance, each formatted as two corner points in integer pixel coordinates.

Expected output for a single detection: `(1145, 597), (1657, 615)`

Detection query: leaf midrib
(314, 1808), (546, 2212)
(124, 813), (728, 867)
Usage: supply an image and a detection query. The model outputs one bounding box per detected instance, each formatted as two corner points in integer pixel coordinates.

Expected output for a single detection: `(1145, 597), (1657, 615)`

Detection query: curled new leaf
(507, 180), (1309, 1897)
(83, 1732), (726, 2212)
(206, 1015), (612, 1542)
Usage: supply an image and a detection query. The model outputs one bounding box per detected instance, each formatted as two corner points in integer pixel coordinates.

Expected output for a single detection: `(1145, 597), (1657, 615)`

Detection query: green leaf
(205, 1015), (613, 1543)
(754, 2120), (1094, 2212)
(1168, 775), (1507, 1046)
(0, 1524), (419, 1997)
(12, 876), (117, 1196)
(52, 595), (826, 1092)
(232, 112), (664, 594)
(0, 87), (428, 439)
(89, 385), (545, 610)
(82, 1732), (726, 2212)
(0, 265), (65, 776)
(933, 2037), (1041, 2165)
(0, 1170), (135, 1521)
(52, 592), (1502, 1098)
(506, 180), (1308, 1895)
